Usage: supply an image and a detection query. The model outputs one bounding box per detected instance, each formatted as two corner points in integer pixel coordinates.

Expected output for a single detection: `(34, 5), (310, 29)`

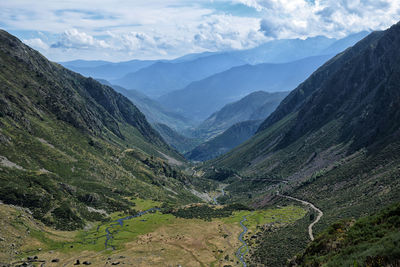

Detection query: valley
(0, 197), (307, 266)
(1, 7), (400, 267)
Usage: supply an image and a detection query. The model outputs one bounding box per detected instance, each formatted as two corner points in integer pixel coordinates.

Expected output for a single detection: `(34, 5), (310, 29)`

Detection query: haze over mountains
(61, 33), (365, 93)
(159, 55), (330, 121)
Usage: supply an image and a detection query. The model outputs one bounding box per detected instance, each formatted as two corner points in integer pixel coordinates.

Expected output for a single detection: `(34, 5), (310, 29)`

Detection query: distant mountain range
(60, 32), (369, 100)
(111, 53), (247, 97)
(231, 31), (369, 64)
(159, 55), (331, 121)
(60, 59), (157, 80)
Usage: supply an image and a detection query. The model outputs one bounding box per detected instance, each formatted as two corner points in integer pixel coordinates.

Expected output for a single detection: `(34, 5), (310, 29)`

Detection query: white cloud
(193, 14), (267, 51)
(23, 38), (49, 50)
(51, 29), (110, 49)
(1, 0), (399, 61)
(257, 0), (400, 39)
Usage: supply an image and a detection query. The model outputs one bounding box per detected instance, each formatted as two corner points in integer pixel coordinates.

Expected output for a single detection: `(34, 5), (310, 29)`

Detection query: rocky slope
(0, 29), (199, 231)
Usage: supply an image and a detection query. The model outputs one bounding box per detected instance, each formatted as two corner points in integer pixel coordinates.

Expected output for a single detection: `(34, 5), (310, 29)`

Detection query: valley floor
(0, 199), (306, 266)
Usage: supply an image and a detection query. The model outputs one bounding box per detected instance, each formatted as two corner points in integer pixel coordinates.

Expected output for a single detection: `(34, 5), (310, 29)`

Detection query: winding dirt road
(276, 192), (323, 241)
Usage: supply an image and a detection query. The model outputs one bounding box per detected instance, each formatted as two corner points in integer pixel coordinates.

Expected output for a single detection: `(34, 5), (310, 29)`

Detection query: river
(104, 207), (160, 249)
(236, 216), (249, 267)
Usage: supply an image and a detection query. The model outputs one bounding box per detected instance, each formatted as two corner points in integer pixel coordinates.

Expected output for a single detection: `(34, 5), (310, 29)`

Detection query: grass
(2, 202), (307, 266)
(294, 202), (400, 266)
(222, 205), (306, 228)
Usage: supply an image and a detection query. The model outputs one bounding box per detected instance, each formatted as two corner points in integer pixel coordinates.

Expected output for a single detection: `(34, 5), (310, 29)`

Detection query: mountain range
(159, 55), (332, 121)
(112, 53), (247, 97)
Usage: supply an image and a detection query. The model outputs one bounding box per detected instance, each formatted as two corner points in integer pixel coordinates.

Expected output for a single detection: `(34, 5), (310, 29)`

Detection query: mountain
(61, 59), (110, 68)
(159, 55), (331, 121)
(232, 32), (369, 64)
(320, 31), (370, 55)
(0, 29), (200, 231)
(60, 59), (157, 80)
(112, 53), (247, 97)
(186, 120), (261, 162)
(152, 123), (201, 153)
(192, 91), (289, 140)
(97, 79), (195, 132)
(205, 22), (400, 266)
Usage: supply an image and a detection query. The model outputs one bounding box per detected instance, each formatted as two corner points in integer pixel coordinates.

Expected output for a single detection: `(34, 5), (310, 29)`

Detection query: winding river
(212, 186), (226, 205)
(236, 216), (249, 267)
(104, 207), (160, 249)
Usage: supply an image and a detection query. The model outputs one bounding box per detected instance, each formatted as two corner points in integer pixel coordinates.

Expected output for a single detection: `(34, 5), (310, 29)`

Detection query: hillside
(193, 91), (288, 140)
(186, 120), (261, 162)
(206, 22), (400, 266)
(0, 29), (199, 232)
(97, 80), (195, 132)
(113, 53), (246, 97)
(159, 55), (332, 121)
(152, 123), (201, 153)
(292, 202), (400, 266)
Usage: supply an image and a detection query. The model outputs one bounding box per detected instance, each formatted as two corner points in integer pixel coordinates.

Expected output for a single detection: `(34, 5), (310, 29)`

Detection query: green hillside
(292, 202), (400, 266)
(0, 29), (199, 231)
(204, 22), (400, 266)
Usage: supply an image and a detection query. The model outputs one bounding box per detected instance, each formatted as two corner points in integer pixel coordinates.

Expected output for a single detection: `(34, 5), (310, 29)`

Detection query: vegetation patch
(293, 202), (400, 267)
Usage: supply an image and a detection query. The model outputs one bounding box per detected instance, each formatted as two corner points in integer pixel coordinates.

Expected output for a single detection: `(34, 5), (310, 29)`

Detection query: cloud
(51, 29), (110, 49)
(23, 38), (49, 50)
(1, 0), (399, 61)
(256, 0), (400, 39)
(193, 14), (267, 51)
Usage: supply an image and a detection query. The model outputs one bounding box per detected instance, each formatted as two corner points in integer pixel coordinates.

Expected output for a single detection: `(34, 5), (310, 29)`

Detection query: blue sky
(1, 0), (399, 62)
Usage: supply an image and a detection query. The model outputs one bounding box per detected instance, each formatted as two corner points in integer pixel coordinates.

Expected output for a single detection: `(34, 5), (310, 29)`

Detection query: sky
(1, 0), (399, 62)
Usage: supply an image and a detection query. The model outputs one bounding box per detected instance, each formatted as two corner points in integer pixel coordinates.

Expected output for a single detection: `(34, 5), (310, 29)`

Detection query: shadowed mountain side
(97, 80), (195, 132)
(186, 120), (262, 162)
(192, 91), (288, 140)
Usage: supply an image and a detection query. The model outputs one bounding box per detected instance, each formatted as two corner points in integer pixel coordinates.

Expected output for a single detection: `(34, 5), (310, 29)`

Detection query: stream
(236, 216), (249, 267)
(212, 186), (226, 205)
(104, 207), (160, 249)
